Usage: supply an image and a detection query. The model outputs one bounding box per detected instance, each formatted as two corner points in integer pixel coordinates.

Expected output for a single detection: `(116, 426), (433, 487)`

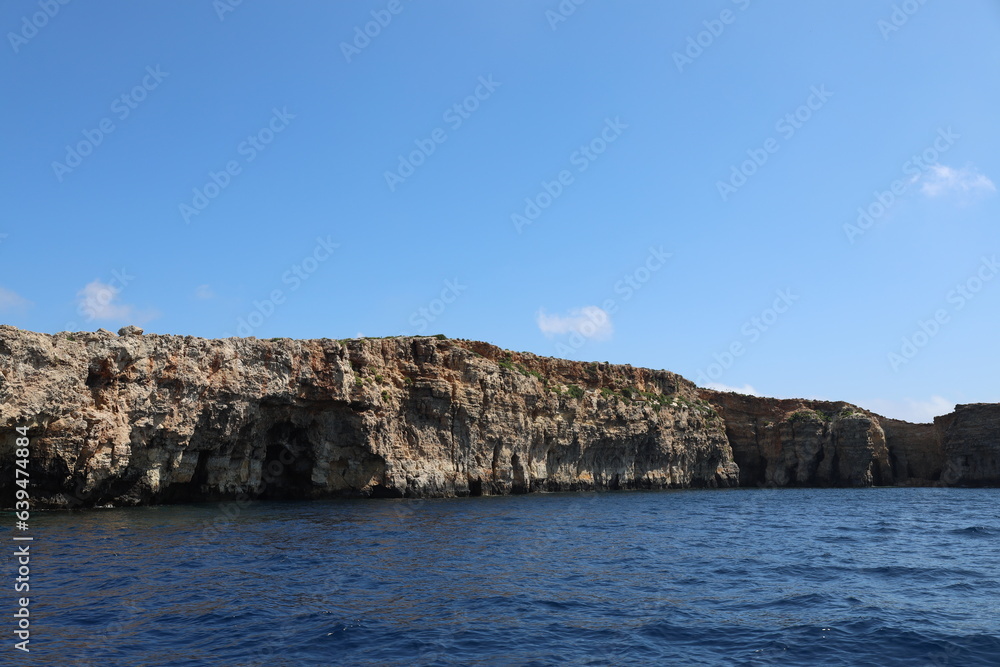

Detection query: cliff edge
(0, 326), (996, 508)
(1, 326), (736, 508)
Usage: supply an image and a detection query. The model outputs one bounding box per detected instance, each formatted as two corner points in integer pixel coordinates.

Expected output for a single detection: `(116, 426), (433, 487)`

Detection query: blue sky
(2, 1), (998, 422)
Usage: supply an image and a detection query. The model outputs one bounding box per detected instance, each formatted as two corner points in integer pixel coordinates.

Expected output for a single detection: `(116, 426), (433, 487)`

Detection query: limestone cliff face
(880, 418), (942, 483)
(697, 391), (894, 487)
(0, 326), (737, 508)
(2, 326), (997, 508)
(936, 404), (1000, 485)
(699, 390), (999, 488)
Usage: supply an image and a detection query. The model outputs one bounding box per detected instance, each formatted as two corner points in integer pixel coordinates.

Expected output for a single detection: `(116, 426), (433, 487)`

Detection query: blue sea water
(9, 487), (1000, 666)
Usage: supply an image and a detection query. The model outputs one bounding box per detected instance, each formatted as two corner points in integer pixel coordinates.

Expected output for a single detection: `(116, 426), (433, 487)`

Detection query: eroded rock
(0, 331), (737, 508)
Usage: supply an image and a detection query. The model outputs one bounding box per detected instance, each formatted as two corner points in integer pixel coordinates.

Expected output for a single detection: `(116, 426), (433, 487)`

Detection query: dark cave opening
(259, 423), (314, 499)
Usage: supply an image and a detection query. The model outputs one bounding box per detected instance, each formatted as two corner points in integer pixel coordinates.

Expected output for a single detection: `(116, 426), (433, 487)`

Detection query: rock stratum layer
(0, 326), (996, 508)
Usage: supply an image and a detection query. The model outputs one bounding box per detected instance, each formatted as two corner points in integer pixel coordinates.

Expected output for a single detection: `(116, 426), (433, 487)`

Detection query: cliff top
(0, 324), (986, 425)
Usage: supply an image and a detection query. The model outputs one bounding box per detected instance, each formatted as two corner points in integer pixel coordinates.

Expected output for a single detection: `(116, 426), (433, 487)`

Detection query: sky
(2, 1), (998, 423)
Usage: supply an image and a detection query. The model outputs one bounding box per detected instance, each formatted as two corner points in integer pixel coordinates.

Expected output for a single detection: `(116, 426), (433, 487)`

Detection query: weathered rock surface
(0, 327), (737, 508)
(936, 404), (1000, 485)
(700, 390), (1000, 488)
(880, 418), (943, 484)
(1, 326), (996, 508)
(697, 391), (894, 487)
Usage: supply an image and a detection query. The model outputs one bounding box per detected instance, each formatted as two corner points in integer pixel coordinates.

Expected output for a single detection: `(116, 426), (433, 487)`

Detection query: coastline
(2, 325), (997, 509)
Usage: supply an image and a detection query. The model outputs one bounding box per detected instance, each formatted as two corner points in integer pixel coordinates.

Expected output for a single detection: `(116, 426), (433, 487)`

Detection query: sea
(8, 487), (1000, 666)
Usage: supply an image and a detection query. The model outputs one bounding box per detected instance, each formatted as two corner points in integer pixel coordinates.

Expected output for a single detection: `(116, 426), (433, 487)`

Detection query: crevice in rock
(511, 452), (527, 494)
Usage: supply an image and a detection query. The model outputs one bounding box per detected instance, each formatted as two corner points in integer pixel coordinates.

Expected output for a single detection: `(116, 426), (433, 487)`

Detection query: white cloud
(0, 287), (29, 311)
(76, 280), (134, 321)
(195, 284), (214, 300)
(919, 165), (995, 199)
(703, 382), (759, 396)
(536, 306), (613, 341)
(861, 396), (954, 424)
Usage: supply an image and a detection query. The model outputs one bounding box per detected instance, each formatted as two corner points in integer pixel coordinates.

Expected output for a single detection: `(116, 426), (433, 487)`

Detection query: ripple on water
(951, 525), (998, 536)
(22, 487), (1000, 666)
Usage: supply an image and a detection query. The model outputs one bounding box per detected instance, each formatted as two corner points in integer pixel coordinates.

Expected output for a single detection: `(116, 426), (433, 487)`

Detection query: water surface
(11, 487), (1000, 665)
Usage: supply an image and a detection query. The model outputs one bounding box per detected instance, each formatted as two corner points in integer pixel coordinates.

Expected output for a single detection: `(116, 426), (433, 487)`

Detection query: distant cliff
(698, 391), (999, 488)
(0, 326), (996, 509)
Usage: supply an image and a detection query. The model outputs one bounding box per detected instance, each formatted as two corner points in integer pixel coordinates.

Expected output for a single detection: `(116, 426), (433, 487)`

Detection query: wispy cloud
(76, 280), (135, 321)
(918, 164), (995, 199)
(0, 287), (29, 312)
(536, 305), (613, 341)
(195, 284), (214, 300)
(704, 382), (759, 396)
(862, 396), (954, 424)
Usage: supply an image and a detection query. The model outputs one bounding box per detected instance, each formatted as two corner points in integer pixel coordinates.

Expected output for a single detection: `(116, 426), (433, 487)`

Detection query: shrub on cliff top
(789, 410), (816, 423)
(518, 364), (544, 381)
(567, 384), (585, 399)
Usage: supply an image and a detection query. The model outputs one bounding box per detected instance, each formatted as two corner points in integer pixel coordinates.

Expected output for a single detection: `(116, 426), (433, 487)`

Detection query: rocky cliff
(935, 403), (1000, 485)
(1, 326), (996, 509)
(698, 391), (1000, 489)
(695, 391), (893, 487)
(0, 326), (738, 508)
(880, 418), (942, 484)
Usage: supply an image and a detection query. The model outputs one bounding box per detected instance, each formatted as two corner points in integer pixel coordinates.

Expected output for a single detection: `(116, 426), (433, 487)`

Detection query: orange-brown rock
(1, 325), (997, 508)
(0, 327), (737, 508)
